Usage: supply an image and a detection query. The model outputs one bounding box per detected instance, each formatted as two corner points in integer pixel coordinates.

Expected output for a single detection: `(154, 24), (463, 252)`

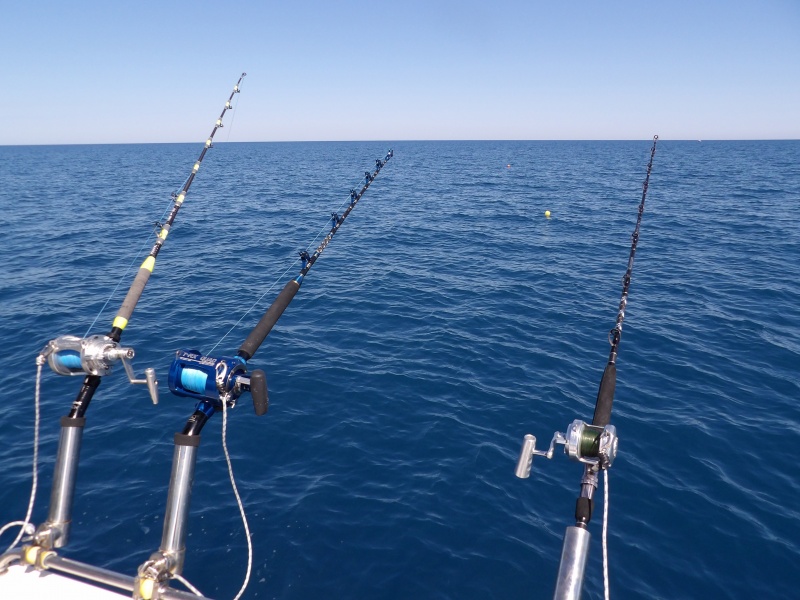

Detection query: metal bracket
(134, 552), (174, 600)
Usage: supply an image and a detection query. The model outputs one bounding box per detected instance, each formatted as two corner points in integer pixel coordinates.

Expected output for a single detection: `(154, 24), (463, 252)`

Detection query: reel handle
(250, 369), (268, 416)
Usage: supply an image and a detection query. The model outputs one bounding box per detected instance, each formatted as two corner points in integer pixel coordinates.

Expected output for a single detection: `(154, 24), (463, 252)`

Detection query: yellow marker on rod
(108, 72), (247, 340)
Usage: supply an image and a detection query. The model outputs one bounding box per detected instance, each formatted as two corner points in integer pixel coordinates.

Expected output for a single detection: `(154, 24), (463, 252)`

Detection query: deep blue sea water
(0, 140), (798, 599)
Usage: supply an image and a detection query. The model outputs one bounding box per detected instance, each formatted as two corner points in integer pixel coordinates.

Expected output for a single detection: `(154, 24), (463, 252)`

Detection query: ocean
(0, 140), (798, 599)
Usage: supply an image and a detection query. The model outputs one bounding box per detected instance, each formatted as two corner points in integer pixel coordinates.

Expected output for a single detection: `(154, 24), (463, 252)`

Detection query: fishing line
(294, 168), (378, 258)
(205, 258), (301, 355)
(221, 399), (253, 600)
(2, 358), (42, 554)
(225, 89), (242, 143)
(592, 134), (658, 428)
(172, 574), (203, 597)
(40, 73), (249, 424)
(83, 200), (179, 337)
(602, 469), (610, 600)
(106, 74), (248, 343)
(86, 84), (247, 338)
(514, 136), (658, 600)
(205, 165), (389, 355)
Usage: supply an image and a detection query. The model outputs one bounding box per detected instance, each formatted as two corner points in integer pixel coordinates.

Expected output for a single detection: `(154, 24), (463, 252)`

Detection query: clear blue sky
(2, 0), (798, 144)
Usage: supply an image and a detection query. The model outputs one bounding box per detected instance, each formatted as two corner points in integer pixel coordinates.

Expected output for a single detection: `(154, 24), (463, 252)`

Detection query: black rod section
(67, 73), (247, 419)
(238, 281), (301, 360)
(238, 150), (393, 361)
(592, 135), (658, 427)
(108, 72), (247, 343)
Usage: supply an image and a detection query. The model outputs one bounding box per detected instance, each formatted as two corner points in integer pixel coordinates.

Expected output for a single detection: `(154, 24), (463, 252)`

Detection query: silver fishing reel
(42, 335), (159, 404)
(515, 420), (618, 479)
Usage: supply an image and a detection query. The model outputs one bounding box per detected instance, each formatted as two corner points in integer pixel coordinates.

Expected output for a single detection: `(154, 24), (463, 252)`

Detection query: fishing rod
(26, 74), (247, 554)
(132, 151), (393, 598)
(515, 136), (658, 600)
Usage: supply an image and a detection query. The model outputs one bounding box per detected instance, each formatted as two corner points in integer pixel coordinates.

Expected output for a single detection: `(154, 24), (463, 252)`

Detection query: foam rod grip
(592, 362), (616, 427)
(239, 280), (300, 360)
(250, 369), (268, 416)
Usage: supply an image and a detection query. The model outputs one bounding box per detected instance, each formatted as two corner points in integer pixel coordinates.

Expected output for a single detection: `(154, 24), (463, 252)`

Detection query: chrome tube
(553, 526), (591, 600)
(42, 554), (208, 600)
(159, 438), (199, 575)
(0, 550), (22, 572)
(48, 554), (140, 591)
(40, 418), (85, 548)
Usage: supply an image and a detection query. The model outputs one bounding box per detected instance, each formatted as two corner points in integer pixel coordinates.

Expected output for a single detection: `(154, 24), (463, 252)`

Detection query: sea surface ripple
(1, 140), (798, 599)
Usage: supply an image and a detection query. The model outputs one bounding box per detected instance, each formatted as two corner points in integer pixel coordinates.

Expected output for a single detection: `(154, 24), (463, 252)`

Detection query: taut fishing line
(603, 469), (610, 600)
(515, 135), (658, 600)
(1, 75), (249, 600)
(83, 196), (184, 338)
(225, 87), (242, 143)
(128, 150), (394, 600)
(85, 78), (248, 338)
(38, 73), (250, 427)
(205, 258), (301, 355)
(205, 165), (389, 355)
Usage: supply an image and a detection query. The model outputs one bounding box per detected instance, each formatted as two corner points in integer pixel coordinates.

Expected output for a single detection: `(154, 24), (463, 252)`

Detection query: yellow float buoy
(545, 210), (551, 218)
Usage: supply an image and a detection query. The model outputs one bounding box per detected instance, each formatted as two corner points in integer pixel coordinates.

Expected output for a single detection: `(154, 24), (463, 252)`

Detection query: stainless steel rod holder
(158, 436), (199, 575)
(36, 418), (85, 548)
(553, 526), (591, 600)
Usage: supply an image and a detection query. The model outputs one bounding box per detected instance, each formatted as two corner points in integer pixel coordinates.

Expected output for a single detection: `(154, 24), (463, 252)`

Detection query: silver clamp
(134, 552), (174, 600)
(42, 335), (159, 404)
(515, 419), (618, 479)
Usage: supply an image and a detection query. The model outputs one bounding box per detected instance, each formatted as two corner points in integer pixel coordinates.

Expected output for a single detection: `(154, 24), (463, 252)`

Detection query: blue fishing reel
(168, 349), (268, 415)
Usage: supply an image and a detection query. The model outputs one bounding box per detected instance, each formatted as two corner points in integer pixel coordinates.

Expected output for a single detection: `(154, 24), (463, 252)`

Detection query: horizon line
(2, 138), (799, 148)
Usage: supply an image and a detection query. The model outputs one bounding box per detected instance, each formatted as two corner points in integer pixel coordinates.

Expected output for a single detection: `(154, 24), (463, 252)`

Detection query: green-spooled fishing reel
(514, 420), (619, 479)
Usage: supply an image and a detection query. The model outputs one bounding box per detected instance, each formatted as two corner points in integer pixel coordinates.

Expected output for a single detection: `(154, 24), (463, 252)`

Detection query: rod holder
(34, 417), (86, 549)
(135, 434), (200, 598)
(553, 526), (591, 600)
